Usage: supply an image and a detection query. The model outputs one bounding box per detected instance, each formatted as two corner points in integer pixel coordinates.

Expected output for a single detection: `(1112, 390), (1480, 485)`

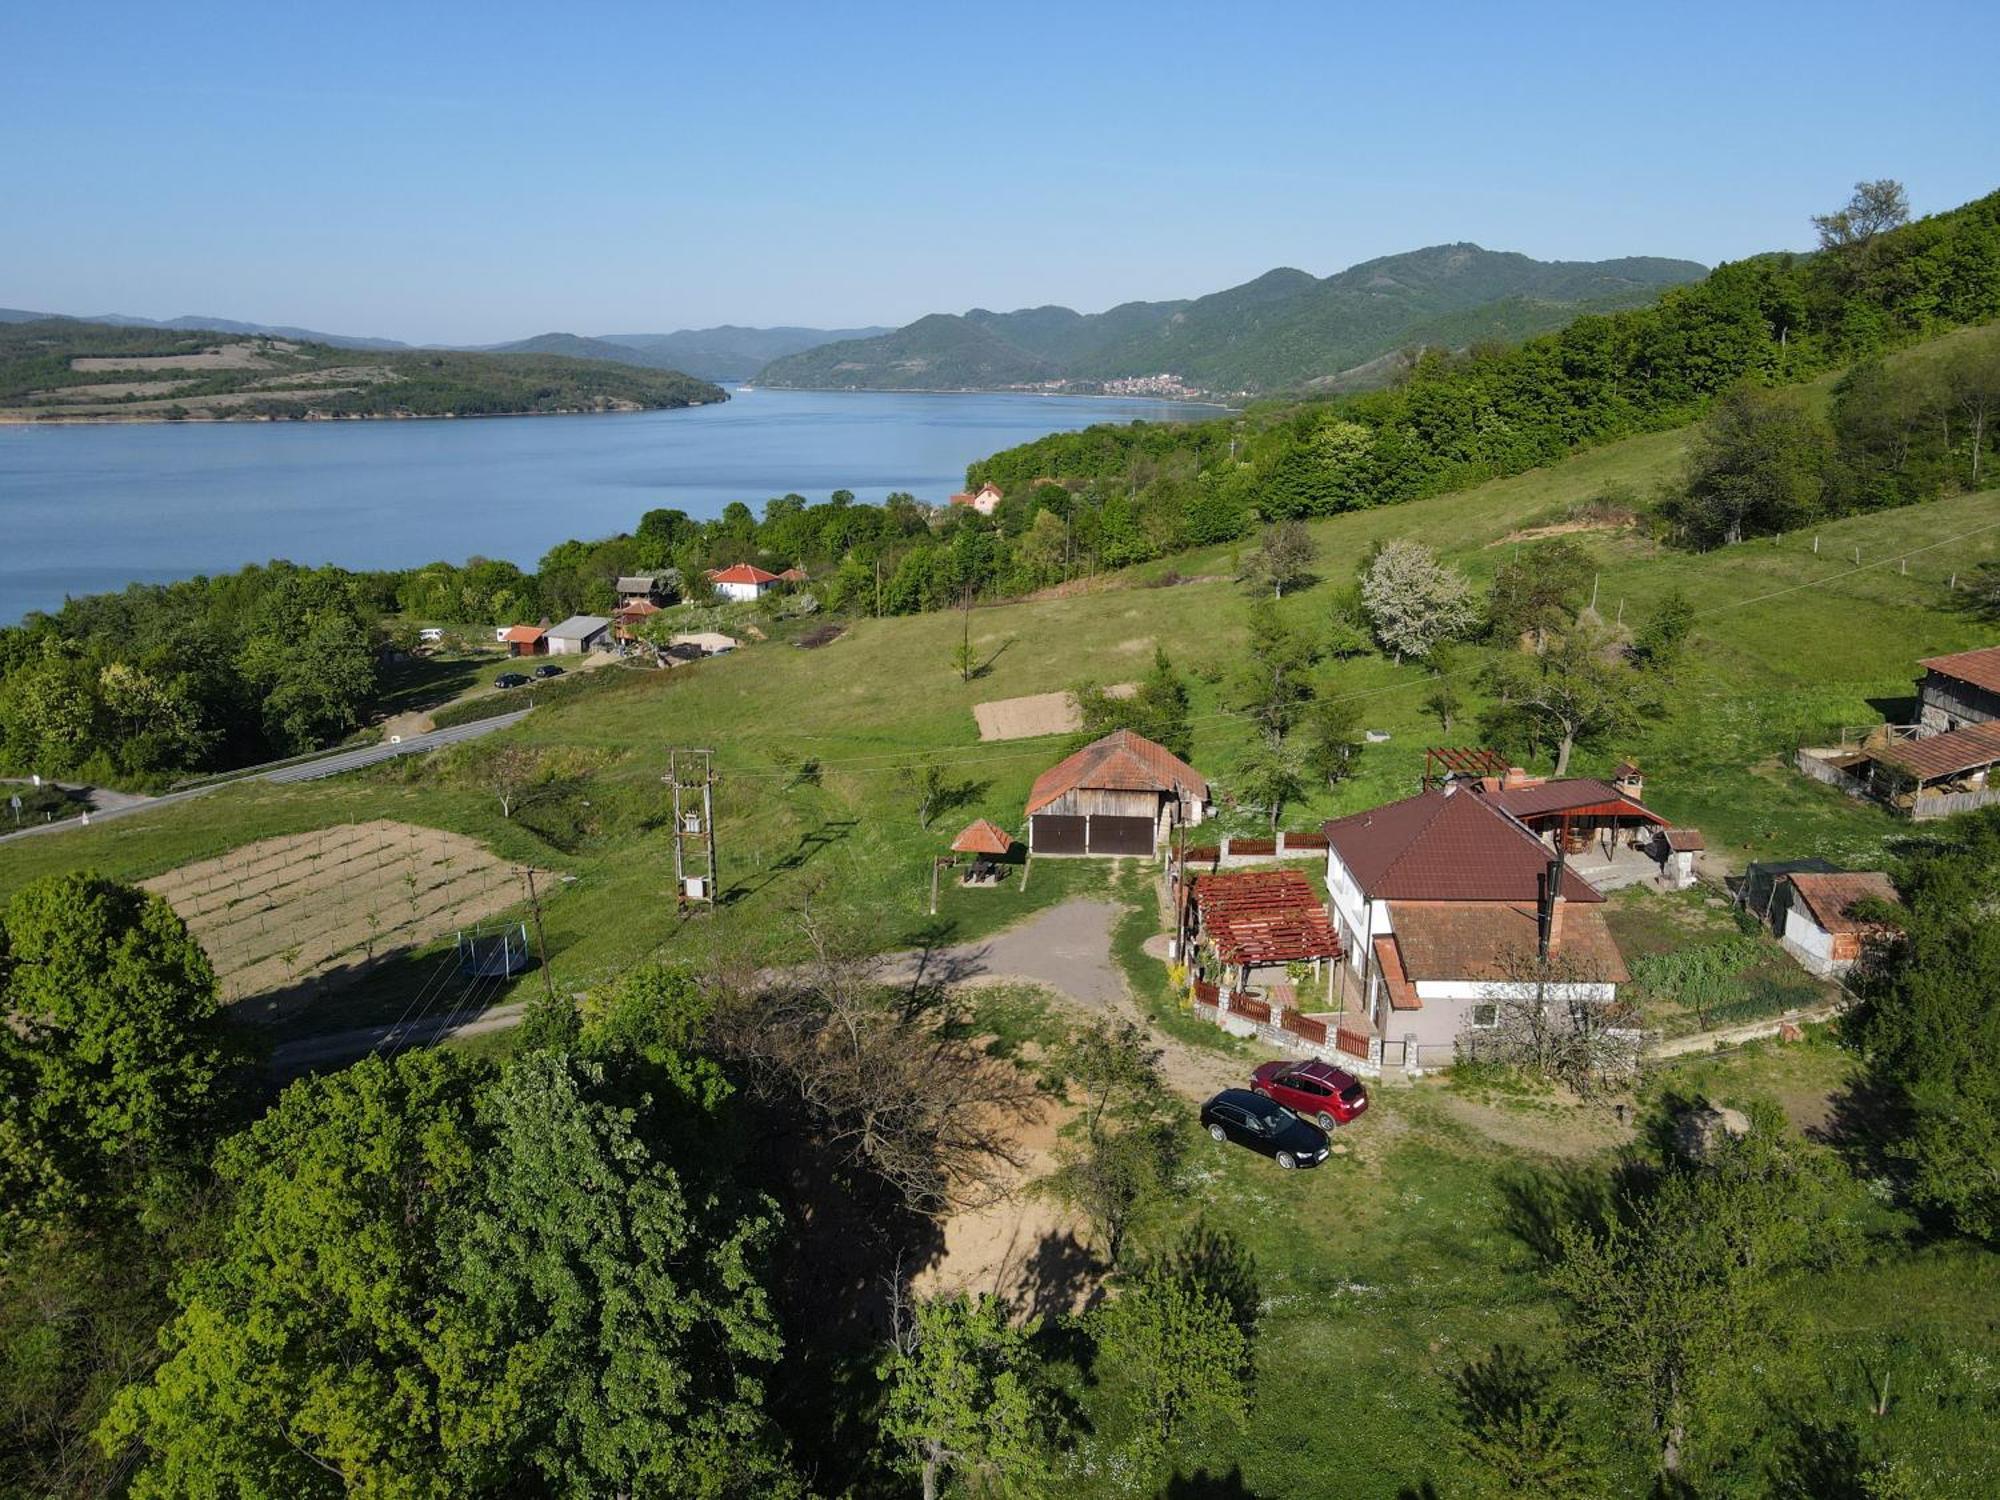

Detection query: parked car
(1251, 1059), (1369, 1129)
(533, 663), (565, 679)
(1199, 1088), (1329, 1170)
(493, 672), (529, 689)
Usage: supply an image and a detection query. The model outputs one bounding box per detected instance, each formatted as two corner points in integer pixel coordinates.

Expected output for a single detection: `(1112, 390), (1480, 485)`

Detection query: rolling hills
(0, 319), (725, 422)
(754, 243), (1707, 395)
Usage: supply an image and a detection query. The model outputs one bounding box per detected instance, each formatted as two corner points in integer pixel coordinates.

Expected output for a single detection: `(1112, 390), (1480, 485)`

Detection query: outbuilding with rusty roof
(1025, 729), (1207, 856)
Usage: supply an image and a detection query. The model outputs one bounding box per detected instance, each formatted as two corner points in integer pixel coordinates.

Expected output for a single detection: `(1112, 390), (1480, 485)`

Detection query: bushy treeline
(962, 186), (2000, 555)
(0, 563), (385, 782)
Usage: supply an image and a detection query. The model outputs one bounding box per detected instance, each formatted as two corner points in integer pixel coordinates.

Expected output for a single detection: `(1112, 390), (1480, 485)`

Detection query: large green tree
(1545, 1110), (1858, 1482)
(0, 872), (241, 1243)
(1859, 809), (2000, 1242)
(880, 1293), (1048, 1500)
(99, 1048), (792, 1498)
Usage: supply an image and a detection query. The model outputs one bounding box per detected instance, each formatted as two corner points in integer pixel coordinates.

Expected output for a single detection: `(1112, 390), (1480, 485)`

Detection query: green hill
(755, 245), (1706, 395)
(0, 320), (725, 421)
(750, 311), (1063, 391)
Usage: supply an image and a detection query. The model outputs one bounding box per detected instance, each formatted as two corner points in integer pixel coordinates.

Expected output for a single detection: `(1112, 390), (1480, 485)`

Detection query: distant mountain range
(0, 308), (886, 383)
(479, 326), (891, 381)
(753, 245), (1709, 395)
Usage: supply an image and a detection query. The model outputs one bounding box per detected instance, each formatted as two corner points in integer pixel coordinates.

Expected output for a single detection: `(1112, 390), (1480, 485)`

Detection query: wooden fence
(1334, 1024), (1371, 1060)
(1281, 1011), (1327, 1044)
(1231, 996), (1272, 1024)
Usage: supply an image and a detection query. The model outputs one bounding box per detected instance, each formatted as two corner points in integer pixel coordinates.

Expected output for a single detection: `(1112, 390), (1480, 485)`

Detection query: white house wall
(1780, 916), (1837, 976)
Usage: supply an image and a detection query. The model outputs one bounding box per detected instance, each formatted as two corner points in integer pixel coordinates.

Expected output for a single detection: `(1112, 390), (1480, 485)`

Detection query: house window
(1469, 1002), (1499, 1029)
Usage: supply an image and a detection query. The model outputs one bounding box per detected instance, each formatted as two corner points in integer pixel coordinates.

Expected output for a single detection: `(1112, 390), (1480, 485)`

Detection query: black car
(533, 663), (565, 679)
(1199, 1088), (1329, 1170)
(493, 672), (529, 689)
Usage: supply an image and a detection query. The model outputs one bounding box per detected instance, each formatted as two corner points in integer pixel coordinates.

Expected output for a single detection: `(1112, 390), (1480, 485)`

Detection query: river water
(0, 388), (1220, 623)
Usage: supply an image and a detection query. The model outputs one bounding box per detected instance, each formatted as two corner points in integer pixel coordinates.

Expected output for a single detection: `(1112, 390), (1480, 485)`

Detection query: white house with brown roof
(1026, 729), (1207, 856)
(707, 563), (781, 602)
(947, 481), (1004, 517)
(1322, 783), (1630, 1069)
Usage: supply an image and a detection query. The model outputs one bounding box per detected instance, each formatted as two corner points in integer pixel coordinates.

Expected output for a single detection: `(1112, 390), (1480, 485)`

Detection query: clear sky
(6, 0), (1995, 346)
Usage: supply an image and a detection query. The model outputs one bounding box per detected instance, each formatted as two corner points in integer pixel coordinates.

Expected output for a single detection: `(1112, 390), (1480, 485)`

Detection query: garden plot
(973, 683), (1132, 742)
(143, 820), (538, 1007)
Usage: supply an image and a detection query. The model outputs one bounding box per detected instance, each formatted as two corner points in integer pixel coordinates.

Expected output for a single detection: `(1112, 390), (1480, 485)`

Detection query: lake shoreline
(1, 387), (1225, 624)
(0, 400), (721, 427)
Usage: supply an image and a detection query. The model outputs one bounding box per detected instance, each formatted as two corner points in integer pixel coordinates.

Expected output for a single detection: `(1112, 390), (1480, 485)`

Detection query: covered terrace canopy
(1192, 869), (1341, 967)
(1869, 720), (2000, 788)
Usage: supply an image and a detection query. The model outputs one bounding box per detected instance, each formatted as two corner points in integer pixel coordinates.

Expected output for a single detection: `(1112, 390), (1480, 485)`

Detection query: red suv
(1251, 1059), (1368, 1128)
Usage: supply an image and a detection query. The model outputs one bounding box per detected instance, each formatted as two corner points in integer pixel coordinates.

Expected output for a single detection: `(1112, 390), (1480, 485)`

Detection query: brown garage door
(1031, 814), (1087, 854)
(1088, 815), (1156, 855)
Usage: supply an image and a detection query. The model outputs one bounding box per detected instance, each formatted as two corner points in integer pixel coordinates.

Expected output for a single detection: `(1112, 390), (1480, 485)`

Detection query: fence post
(1220, 835), (1231, 864)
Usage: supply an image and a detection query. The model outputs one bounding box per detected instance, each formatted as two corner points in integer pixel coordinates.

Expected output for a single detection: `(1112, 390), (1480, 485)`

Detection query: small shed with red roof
(1773, 869), (1901, 976)
(500, 624), (547, 657)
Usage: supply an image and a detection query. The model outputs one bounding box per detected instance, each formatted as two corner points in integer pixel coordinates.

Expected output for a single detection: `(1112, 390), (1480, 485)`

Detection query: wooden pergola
(1188, 868), (1343, 1003)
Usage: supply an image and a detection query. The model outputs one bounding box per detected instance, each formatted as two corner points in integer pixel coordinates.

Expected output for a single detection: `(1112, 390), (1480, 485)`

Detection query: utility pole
(664, 749), (718, 915)
(523, 866), (555, 1003)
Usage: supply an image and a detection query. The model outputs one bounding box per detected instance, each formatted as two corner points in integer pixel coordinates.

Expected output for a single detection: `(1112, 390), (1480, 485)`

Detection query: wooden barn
(1025, 729), (1207, 856)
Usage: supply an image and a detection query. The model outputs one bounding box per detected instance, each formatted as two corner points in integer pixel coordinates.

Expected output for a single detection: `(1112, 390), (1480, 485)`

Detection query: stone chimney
(1613, 760), (1644, 801)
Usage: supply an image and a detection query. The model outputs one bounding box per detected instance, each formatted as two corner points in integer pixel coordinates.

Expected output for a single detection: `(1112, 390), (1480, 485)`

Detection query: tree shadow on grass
(1496, 1160), (1619, 1266)
(718, 818), (856, 906)
(1169, 1467), (1272, 1499)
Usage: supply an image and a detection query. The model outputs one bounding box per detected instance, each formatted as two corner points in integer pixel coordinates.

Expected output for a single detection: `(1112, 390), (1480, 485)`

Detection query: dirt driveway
(887, 898), (1240, 1101)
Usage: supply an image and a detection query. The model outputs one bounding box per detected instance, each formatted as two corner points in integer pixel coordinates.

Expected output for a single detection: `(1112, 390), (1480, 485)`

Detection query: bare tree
(1463, 946), (1642, 1096)
(714, 904), (1036, 1215)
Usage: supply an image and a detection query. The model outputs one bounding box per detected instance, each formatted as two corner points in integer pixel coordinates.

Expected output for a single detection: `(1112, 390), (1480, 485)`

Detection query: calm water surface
(0, 389), (1220, 623)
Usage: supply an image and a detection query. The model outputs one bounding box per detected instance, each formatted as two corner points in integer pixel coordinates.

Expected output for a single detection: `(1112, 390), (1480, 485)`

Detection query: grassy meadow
(2, 405), (1995, 1036)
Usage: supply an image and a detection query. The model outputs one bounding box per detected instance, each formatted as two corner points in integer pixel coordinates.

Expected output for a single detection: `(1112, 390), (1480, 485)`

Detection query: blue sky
(6, 0), (1995, 345)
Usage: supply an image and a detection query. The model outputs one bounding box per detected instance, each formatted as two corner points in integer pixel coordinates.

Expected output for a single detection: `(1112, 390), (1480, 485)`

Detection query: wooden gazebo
(948, 819), (1018, 889)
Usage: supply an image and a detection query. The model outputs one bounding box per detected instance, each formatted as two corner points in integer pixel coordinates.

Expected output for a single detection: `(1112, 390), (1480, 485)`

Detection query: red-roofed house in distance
(948, 481), (1004, 517)
(1025, 729), (1207, 856)
(1322, 782), (1631, 1071)
(499, 624), (546, 657)
(707, 563), (781, 602)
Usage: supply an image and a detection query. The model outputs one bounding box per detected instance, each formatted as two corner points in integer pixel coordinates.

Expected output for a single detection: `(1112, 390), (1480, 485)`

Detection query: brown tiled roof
(1192, 869), (1340, 965)
(1785, 872), (1900, 935)
(501, 625), (545, 643)
(1373, 935), (1421, 1010)
(1871, 721), (2000, 782)
(1026, 729), (1207, 816)
(1919, 645), (2000, 696)
(1323, 789), (1602, 904)
(1386, 900), (1629, 984)
(1479, 778), (1668, 824)
(1663, 827), (1706, 852)
(950, 819), (1016, 856)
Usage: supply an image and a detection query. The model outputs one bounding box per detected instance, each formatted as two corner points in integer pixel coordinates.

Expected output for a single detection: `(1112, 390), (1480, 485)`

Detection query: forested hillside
(754, 244), (1706, 394)
(0, 320), (724, 421)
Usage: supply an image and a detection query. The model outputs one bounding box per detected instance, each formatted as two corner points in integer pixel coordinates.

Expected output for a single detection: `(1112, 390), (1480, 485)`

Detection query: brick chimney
(1549, 891), (1566, 950)
(1503, 766), (1531, 789)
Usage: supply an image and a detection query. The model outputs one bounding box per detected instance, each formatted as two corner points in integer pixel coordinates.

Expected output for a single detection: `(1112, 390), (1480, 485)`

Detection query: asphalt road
(0, 709), (531, 845)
